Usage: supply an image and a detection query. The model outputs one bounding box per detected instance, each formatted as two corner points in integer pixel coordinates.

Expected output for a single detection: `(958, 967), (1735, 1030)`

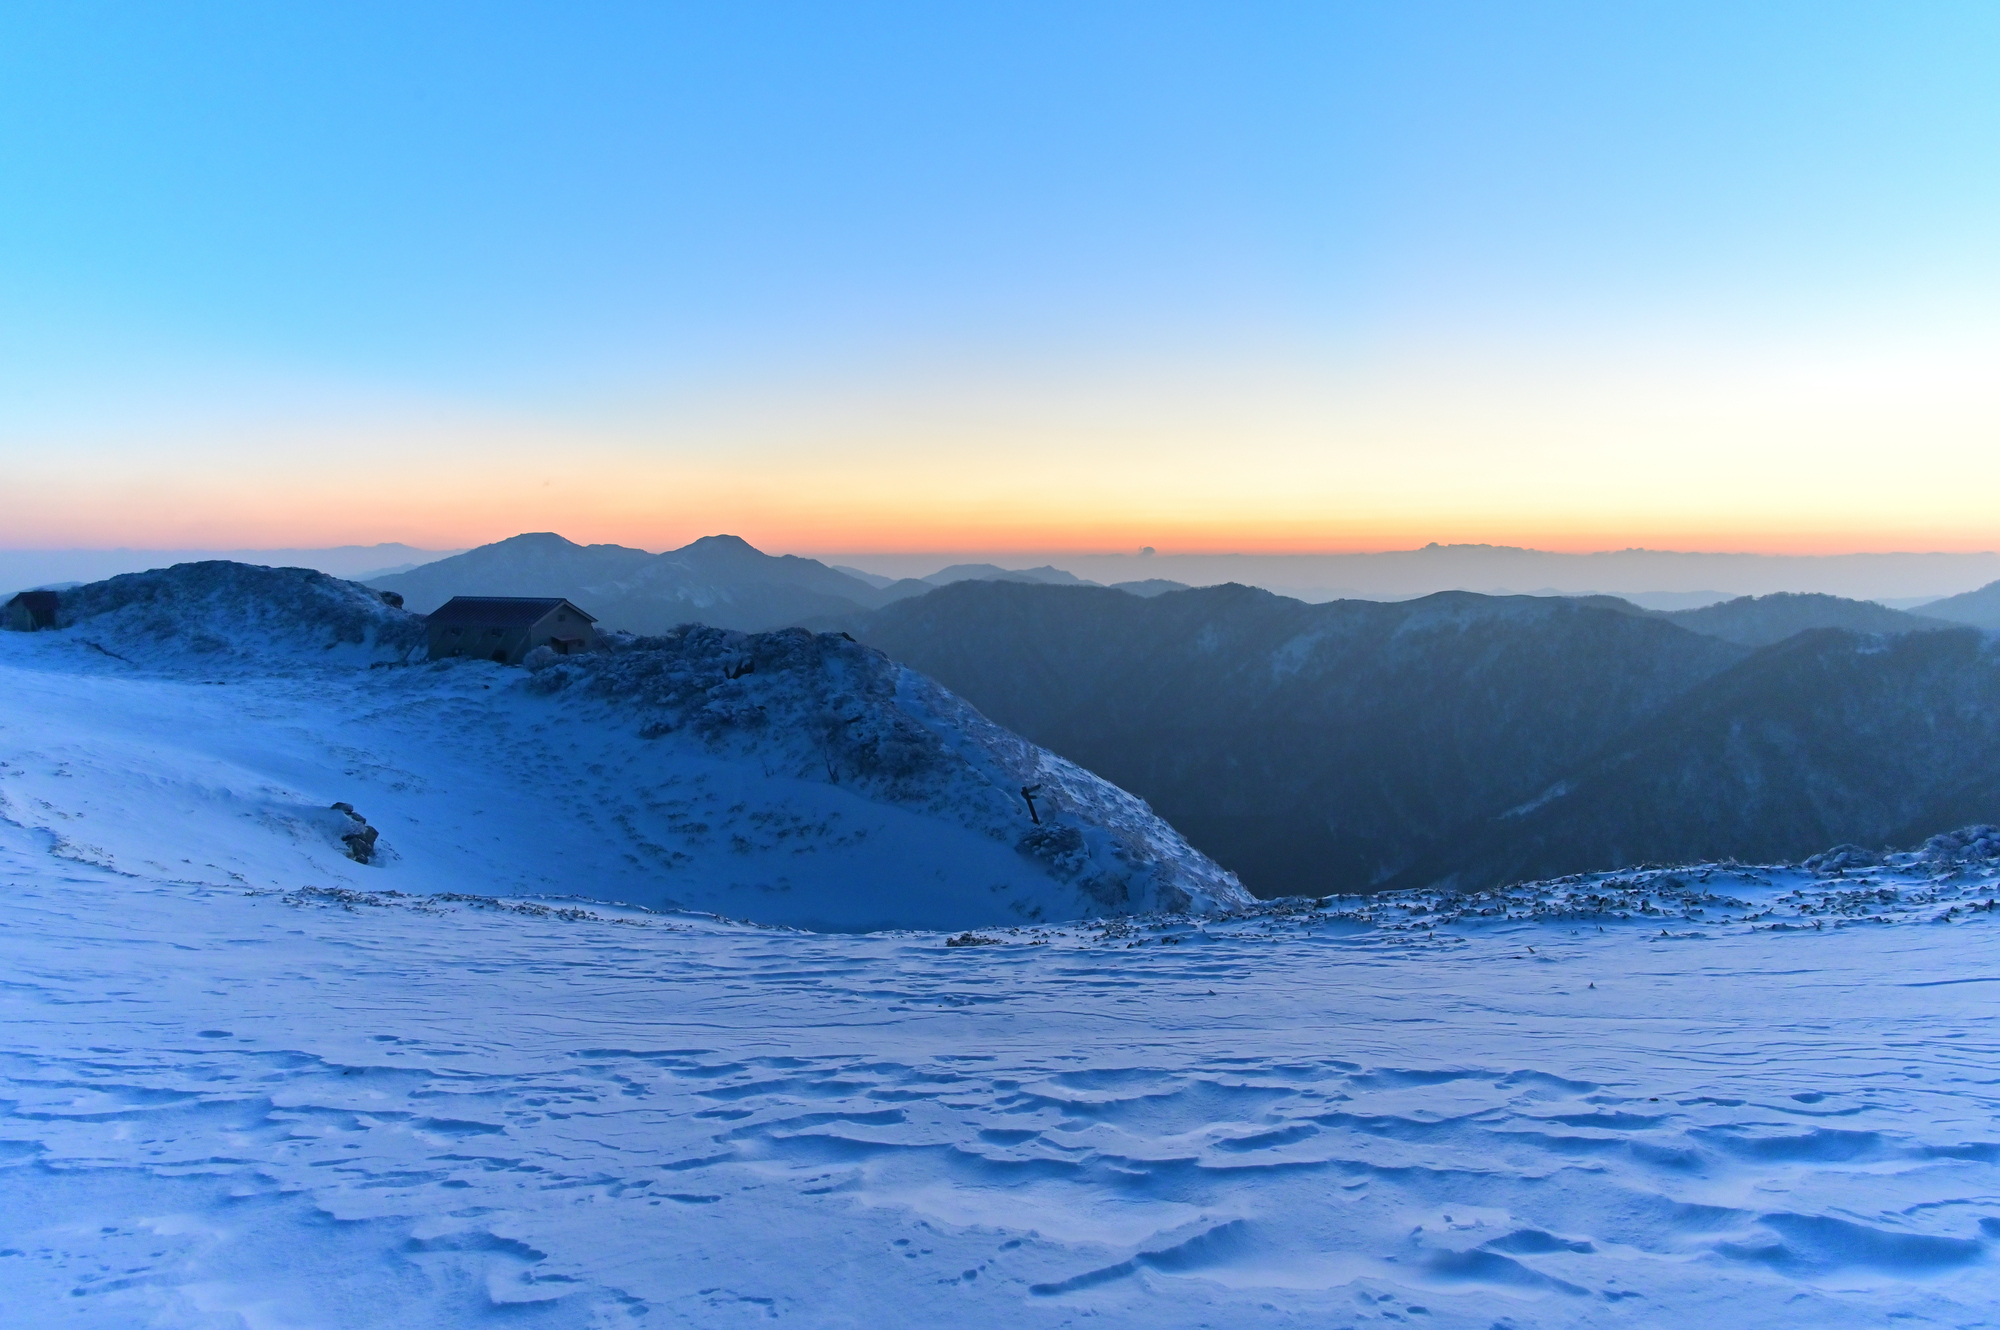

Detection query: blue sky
(3, 3), (1997, 551)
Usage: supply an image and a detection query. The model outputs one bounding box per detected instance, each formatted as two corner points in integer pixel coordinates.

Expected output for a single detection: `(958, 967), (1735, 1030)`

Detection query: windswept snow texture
(0, 570), (1245, 930)
(4, 839), (2000, 1327)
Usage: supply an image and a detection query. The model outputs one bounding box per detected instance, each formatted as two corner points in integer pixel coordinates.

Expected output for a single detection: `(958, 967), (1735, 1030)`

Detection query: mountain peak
(494, 532), (582, 550)
(675, 534), (762, 555)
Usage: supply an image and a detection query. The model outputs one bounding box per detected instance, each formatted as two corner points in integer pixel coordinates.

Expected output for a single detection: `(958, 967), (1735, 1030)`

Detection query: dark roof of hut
(425, 596), (597, 628)
(6, 590), (59, 627)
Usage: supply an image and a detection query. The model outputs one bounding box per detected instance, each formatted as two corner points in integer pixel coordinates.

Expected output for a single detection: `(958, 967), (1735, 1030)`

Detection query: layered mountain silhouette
(1919, 579), (2000, 631)
(370, 533), (1182, 633)
(842, 581), (1998, 896)
(1400, 625), (2000, 889)
(1652, 591), (1949, 645)
(370, 533), (932, 632)
(371, 535), (1997, 895)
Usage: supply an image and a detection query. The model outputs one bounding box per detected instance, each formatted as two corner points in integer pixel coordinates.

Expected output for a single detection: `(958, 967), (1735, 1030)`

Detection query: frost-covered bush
(1919, 825), (2000, 865)
(1808, 825), (2000, 875)
(533, 625), (950, 791)
(1803, 844), (1880, 874)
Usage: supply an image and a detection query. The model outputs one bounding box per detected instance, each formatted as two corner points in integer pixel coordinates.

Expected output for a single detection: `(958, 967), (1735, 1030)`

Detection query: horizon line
(7, 538), (2000, 562)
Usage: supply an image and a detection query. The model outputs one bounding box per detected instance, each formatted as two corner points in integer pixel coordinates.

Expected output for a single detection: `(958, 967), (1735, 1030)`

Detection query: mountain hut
(3, 590), (58, 632)
(426, 596), (598, 665)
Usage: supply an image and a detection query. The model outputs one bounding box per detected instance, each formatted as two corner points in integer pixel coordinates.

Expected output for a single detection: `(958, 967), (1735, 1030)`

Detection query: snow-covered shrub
(1919, 825), (2000, 865)
(1804, 844), (1880, 874)
(1018, 824), (1090, 878)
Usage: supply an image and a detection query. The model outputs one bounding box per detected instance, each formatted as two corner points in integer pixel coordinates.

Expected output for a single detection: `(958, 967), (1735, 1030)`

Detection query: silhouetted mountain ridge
(1653, 591), (1949, 645)
(1920, 579), (2000, 631)
(842, 581), (1995, 896)
(1402, 625), (2000, 887)
(847, 581), (1751, 894)
(371, 532), (925, 632)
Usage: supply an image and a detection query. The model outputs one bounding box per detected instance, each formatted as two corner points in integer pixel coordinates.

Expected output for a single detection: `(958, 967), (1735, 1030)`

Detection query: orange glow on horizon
(6, 503), (1997, 561)
(8, 305), (1997, 561)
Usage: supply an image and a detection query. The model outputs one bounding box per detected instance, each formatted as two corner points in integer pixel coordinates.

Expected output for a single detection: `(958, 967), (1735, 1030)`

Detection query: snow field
(3, 849), (1997, 1328)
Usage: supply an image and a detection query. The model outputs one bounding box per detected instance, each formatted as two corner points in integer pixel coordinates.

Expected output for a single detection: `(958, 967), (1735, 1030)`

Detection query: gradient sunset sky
(4, 3), (1997, 556)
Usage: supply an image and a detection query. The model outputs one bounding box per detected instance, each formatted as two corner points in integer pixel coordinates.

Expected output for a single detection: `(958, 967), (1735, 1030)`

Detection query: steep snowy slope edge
(51, 561), (424, 666)
(528, 625), (1253, 916)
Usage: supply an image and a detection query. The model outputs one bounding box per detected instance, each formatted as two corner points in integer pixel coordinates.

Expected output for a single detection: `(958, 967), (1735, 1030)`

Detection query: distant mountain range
(1403, 625), (2000, 890)
(370, 532), (910, 631)
(839, 581), (1995, 896)
(798, 544), (2000, 606)
(367, 533), (1998, 897)
(368, 532), (1186, 631)
(1650, 591), (1952, 645)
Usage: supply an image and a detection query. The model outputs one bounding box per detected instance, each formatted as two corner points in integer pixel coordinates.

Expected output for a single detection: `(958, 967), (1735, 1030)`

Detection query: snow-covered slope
(3, 827), (1998, 1328)
(1, 564), (1246, 930)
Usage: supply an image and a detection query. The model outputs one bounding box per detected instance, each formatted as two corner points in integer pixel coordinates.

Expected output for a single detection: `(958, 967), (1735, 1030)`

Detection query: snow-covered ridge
(1221, 825), (2000, 935)
(526, 624), (1250, 917)
(3, 562), (1247, 928)
(49, 559), (423, 665)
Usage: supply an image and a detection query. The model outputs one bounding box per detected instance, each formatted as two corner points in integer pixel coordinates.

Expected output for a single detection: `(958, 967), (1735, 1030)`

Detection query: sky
(3, 2), (1997, 557)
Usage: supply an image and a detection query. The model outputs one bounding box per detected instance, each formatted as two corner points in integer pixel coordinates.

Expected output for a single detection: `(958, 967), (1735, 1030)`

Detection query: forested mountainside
(1920, 578), (2000, 631)
(1396, 625), (2000, 889)
(848, 582), (1998, 895)
(1654, 591), (1948, 645)
(850, 582), (1748, 894)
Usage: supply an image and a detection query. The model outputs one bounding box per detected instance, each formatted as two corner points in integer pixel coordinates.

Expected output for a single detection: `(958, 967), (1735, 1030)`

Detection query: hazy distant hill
(368, 533), (655, 613)
(372, 532), (925, 632)
(379, 537), (1211, 632)
(1655, 591), (1950, 646)
(922, 563), (1100, 588)
(1404, 626), (2000, 888)
(1109, 579), (1191, 597)
(849, 582), (1749, 895)
(588, 534), (924, 632)
(1918, 579), (2000, 631)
